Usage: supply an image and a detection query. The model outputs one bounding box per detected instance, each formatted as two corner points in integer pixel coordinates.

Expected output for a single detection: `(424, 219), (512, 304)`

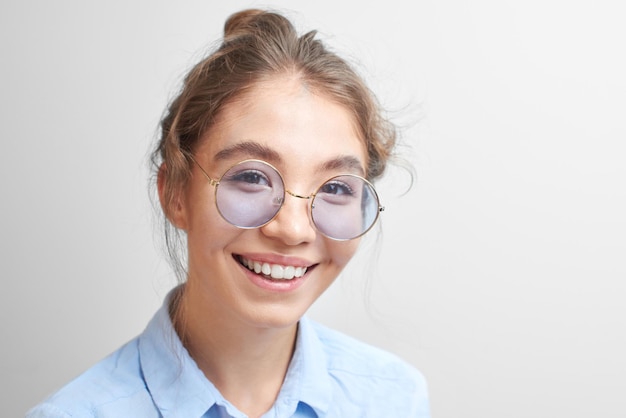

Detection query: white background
(2, 1), (625, 417)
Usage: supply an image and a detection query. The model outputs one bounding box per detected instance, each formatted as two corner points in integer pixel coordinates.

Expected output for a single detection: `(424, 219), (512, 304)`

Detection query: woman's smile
(233, 252), (318, 293)
(237, 255), (312, 280)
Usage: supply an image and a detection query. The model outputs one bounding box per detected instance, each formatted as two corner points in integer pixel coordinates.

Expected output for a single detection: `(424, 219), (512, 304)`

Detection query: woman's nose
(260, 192), (316, 245)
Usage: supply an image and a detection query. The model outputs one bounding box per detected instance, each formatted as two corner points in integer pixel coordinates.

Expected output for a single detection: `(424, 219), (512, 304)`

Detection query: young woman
(27, 8), (430, 418)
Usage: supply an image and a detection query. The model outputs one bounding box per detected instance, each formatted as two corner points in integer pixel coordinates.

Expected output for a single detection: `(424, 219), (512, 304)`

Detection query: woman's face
(176, 76), (368, 330)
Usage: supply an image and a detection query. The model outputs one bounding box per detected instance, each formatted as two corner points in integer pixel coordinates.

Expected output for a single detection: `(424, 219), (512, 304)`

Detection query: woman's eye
(230, 170), (270, 186)
(320, 181), (354, 196)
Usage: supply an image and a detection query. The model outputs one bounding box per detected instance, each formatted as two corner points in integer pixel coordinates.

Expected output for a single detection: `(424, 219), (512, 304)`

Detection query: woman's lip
(235, 253), (315, 268)
(235, 255), (312, 292)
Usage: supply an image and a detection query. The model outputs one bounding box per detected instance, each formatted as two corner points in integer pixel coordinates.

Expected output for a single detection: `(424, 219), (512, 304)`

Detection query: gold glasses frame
(188, 155), (384, 241)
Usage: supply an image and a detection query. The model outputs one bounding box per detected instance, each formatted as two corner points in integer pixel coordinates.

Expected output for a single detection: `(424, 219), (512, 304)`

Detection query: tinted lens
(215, 160), (285, 228)
(311, 175), (380, 240)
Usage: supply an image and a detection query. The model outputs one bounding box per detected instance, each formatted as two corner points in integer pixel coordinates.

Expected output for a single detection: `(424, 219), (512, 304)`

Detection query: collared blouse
(27, 290), (430, 417)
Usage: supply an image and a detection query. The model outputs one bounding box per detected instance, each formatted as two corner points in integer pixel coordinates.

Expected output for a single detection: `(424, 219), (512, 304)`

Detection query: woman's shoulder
(304, 318), (430, 416)
(26, 338), (156, 417)
(306, 318), (428, 386)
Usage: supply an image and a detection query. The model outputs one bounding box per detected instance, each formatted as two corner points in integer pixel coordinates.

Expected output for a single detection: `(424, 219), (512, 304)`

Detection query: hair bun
(223, 8), (296, 41)
(223, 9), (268, 38)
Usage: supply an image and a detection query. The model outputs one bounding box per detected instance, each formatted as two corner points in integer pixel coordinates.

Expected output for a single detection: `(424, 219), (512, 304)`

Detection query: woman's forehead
(198, 78), (368, 173)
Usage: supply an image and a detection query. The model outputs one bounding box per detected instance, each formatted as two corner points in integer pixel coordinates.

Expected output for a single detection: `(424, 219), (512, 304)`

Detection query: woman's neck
(171, 284), (298, 417)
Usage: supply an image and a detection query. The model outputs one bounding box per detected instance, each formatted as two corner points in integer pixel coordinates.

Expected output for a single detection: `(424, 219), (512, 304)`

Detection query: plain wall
(1, 0), (625, 417)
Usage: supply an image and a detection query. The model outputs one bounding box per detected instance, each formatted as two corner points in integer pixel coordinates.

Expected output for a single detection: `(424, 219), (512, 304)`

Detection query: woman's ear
(157, 164), (188, 230)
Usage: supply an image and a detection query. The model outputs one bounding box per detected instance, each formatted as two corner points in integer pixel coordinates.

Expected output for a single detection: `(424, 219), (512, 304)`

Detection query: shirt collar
(279, 316), (332, 416)
(138, 286), (332, 417)
(138, 287), (245, 418)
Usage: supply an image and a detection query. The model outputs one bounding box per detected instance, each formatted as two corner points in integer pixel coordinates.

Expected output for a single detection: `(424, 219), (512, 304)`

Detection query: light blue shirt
(27, 290), (430, 417)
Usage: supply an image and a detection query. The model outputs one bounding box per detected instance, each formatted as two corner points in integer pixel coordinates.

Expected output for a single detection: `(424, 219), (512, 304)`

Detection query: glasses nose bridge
(284, 189), (314, 201)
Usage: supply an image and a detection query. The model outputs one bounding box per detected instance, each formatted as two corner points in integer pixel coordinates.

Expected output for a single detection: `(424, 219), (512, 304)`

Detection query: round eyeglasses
(190, 157), (384, 241)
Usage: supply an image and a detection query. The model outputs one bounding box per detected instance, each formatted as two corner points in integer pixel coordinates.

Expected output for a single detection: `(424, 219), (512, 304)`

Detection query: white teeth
(240, 257), (308, 280)
(262, 263), (271, 276)
(271, 264), (284, 278)
(283, 266), (295, 280)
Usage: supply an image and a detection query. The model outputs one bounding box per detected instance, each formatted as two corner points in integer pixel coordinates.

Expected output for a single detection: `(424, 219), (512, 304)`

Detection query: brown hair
(151, 8), (398, 279)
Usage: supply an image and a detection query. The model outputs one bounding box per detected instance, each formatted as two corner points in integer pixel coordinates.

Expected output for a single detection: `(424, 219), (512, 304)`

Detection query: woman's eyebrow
(319, 155), (365, 176)
(213, 140), (365, 175)
(213, 141), (283, 163)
